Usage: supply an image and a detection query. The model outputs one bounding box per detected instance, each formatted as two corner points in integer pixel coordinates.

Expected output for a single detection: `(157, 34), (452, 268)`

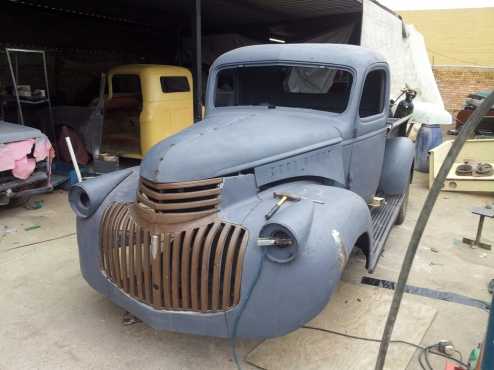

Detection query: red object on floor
(444, 362), (466, 370)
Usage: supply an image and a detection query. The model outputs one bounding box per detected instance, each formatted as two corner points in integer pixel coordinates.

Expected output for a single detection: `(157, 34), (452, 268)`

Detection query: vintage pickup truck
(69, 44), (415, 338)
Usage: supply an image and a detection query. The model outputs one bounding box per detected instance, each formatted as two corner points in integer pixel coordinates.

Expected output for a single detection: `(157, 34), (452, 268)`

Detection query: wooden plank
(247, 282), (436, 370)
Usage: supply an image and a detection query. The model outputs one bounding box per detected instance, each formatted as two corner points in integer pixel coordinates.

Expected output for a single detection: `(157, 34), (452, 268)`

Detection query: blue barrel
(414, 124), (443, 172)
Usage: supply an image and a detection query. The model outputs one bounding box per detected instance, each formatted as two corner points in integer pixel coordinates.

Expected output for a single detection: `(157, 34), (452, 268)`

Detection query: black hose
(374, 91), (494, 370)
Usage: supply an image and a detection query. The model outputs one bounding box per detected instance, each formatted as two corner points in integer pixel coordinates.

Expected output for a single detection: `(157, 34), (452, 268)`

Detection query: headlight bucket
(68, 168), (134, 218)
(259, 223), (298, 264)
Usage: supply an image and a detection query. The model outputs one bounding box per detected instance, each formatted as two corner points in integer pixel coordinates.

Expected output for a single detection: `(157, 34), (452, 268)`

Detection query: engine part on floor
(361, 277), (490, 311)
(375, 91), (494, 370)
(462, 205), (493, 251)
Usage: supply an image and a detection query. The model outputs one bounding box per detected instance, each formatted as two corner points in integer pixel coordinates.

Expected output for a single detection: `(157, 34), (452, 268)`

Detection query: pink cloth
(0, 137), (55, 180)
(12, 157), (36, 180)
(34, 137), (55, 162)
(0, 139), (35, 172)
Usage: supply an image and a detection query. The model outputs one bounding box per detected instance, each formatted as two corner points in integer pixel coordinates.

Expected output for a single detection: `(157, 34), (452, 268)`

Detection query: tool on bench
(265, 192), (301, 220)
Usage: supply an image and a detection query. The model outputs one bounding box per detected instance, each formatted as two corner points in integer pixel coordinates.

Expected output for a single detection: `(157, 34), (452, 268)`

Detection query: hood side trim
(217, 137), (342, 176)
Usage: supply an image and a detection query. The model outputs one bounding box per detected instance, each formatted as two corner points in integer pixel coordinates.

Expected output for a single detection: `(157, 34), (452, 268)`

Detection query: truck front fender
(378, 137), (415, 195)
(229, 181), (373, 337)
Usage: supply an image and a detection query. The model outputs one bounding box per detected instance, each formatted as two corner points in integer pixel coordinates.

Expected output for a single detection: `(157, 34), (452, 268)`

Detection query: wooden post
(193, 0), (202, 122)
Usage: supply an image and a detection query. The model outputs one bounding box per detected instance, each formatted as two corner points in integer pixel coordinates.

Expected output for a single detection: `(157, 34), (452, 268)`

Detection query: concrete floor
(0, 171), (493, 370)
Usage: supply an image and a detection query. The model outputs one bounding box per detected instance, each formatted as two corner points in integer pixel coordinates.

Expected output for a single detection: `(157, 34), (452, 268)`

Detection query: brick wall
(433, 66), (494, 116)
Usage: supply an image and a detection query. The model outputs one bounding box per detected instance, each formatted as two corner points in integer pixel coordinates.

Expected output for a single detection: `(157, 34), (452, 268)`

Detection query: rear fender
(378, 137), (415, 195)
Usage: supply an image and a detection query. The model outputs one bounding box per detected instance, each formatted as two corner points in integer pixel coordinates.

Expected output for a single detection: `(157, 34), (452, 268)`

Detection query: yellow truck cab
(101, 64), (193, 159)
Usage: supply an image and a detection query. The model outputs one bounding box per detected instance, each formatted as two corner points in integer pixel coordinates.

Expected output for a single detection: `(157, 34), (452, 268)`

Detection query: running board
(367, 193), (406, 273)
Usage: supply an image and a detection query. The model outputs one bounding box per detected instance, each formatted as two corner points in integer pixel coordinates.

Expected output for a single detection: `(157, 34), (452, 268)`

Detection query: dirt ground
(1, 170), (493, 370)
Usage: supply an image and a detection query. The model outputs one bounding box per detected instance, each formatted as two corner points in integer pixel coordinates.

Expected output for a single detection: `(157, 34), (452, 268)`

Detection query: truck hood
(140, 109), (343, 183)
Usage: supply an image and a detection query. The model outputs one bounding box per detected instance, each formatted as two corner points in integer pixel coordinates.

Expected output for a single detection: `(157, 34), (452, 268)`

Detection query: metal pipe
(41, 50), (56, 142)
(475, 216), (485, 245)
(193, 0), (202, 122)
(374, 91), (494, 370)
(65, 136), (83, 183)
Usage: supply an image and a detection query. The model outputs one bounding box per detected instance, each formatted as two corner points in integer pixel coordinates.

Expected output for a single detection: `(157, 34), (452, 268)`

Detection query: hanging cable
(230, 247), (268, 370)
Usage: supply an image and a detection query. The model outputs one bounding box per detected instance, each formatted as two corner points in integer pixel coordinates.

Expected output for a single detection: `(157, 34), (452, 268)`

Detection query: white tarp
(361, 0), (452, 124)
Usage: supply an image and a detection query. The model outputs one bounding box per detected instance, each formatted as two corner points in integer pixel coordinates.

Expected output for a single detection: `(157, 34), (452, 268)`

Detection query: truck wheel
(395, 182), (409, 226)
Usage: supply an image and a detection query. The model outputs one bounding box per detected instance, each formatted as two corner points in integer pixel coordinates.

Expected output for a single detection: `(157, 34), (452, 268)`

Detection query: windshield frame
(208, 61), (356, 115)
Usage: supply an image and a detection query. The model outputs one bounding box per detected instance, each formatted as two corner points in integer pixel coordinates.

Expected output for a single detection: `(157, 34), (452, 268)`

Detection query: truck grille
(137, 177), (222, 223)
(100, 203), (248, 312)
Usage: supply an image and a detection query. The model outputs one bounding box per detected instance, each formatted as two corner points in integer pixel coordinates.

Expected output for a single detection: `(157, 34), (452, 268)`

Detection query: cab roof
(212, 43), (387, 72)
(109, 64), (191, 77)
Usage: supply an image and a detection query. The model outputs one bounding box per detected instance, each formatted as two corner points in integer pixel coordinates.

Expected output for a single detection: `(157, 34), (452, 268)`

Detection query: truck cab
(101, 65), (194, 159)
(70, 44), (415, 339)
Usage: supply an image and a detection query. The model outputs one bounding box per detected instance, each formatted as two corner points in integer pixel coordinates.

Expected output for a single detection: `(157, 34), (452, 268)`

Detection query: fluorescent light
(269, 37), (285, 44)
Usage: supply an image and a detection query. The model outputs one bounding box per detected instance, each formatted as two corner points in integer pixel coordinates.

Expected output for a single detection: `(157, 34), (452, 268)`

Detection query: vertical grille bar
(190, 226), (207, 311)
(180, 230), (194, 309)
(121, 214), (131, 292)
(200, 223), (220, 312)
(162, 233), (172, 308)
(171, 232), (183, 309)
(211, 224), (232, 310)
(151, 234), (162, 307)
(101, 202), (248, 313)
(128, 221), (136, 296)
(112, 204), (127, 286)
(233, 231), (249, 306)
(222, 227), (241, 308)
(143, 232), (151, 302)
(135, 225), (143, 299)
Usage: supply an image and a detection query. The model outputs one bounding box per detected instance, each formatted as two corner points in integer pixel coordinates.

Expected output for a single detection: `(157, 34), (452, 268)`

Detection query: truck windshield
(215, 65), (353, 113)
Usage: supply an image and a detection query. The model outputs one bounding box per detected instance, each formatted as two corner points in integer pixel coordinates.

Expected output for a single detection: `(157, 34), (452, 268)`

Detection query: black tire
(395, 182), (409, 226)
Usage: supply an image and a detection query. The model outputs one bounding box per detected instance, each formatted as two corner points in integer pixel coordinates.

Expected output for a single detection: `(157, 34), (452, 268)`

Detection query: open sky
(378, 0), (494, 10)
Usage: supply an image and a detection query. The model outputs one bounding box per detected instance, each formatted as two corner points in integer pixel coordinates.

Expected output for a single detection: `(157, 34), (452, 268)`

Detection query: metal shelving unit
(5, 48), (55, 138)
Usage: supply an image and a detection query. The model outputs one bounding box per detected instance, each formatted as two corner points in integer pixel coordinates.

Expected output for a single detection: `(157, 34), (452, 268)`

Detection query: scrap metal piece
(462, 205), (493, 251)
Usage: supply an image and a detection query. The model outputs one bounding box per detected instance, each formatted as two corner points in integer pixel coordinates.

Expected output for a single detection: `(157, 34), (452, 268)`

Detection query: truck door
(349, 67), (389, 202)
